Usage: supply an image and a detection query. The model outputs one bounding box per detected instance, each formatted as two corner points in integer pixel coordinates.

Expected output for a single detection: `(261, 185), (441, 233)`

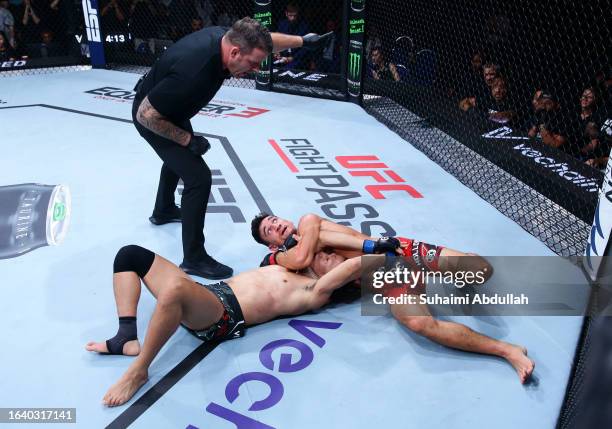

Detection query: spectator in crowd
(33, 29), (61, 57)
(593, 68), (612, 113)
(129, 0), (156, 54)
(18, 0), (41, 45)
(214, 6), (231, 27)
(480, 77), (518, 126)
(365, 25), (381, 59)
(274, 2), (309, 69)
(461, 51), (486, 96)
(526, 89), (570, 151)
(573, 87), (612, 168)
(576, 87), (603, 153)
(190, 16), (203, 33)
(459, 62), (500, 111)
(0, 30), (16, 60)
(369, 46), (400, 81)
(316, 19), (340, 73)
(482, 63), (500, 89)
(101, 0), (127, 35)
(0, 0), (16, 48)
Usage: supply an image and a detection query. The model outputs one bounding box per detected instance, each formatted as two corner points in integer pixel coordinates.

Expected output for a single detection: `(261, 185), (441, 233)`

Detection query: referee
(132, 17), (331, 279)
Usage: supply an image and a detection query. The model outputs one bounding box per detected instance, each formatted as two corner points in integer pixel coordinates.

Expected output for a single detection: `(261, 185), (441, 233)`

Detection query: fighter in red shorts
(250, 212), (534, 383)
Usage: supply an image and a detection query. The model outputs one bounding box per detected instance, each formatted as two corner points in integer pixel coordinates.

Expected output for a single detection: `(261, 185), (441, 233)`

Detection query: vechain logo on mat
(83, 87), (270, 119)
(194, 319), (341, 429)
(268, 138), (425, 237)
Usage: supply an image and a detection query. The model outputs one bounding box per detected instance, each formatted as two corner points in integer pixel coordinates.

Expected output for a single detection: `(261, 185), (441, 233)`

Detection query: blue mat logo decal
(201, 319), (342, 429)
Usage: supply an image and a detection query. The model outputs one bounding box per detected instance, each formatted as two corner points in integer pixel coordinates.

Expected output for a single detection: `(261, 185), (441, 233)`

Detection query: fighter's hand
(187, 135), (210, 156)
(363, 237), (403, 255)
(301, 32), (333, 50)
(282, 234), (300, 250)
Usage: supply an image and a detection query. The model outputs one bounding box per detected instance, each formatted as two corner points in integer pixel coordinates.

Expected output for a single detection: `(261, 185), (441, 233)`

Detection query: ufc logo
(336, 155), (423, 199)
(82, 0), (101, 43)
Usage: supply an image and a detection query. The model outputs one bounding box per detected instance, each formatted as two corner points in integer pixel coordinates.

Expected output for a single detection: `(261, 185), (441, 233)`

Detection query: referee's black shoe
(149, 206), (182, 225)
(180, 255), (233, 280)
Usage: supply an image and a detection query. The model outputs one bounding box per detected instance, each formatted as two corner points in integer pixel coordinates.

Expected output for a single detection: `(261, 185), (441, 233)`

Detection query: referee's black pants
(132, 97), (211, 263)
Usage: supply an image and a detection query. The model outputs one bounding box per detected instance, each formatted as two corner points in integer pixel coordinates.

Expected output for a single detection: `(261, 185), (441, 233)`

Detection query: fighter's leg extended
(87, 245), (225, 406)
(103, 260), (224, 407)
(318, 217), (493, 281)
(134, 254), (225, 370)
(390, 301), (534, 383)
(86, 245), (160, 355)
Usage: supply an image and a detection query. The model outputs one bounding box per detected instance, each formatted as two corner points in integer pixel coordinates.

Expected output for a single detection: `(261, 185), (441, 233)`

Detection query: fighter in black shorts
(86, 244), (372, 406)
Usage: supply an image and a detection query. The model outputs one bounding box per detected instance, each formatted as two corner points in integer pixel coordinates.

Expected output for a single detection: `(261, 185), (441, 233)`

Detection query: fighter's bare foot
(505, 345), (535, 383)
(85, 340), (141, 356)
(102, 368), (148, 407)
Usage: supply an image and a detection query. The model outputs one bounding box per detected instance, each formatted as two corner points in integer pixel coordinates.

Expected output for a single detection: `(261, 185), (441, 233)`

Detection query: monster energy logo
(349, 52), (361, 80)
(348, 52), (362, 96)
(257, 55), (271, 85)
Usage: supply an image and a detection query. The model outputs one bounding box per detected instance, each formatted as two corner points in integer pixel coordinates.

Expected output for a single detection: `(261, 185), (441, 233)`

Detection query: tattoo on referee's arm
(136, 97), (191, 146)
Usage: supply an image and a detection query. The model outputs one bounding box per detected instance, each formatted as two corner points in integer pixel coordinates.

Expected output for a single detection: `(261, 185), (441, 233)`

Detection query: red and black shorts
(381, 237), (445, 298)
(182, 281), (246, 342)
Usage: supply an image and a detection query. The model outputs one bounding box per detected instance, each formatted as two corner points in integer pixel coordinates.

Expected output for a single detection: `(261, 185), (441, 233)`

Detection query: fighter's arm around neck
(270, 33), (303, 53)
(276, 215), (376, 270)
(275, 214), (321, 270)
(276, 215), (369, 270)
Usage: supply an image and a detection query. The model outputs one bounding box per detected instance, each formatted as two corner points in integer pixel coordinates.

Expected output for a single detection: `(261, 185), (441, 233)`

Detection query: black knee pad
(113, 245), (155, 278)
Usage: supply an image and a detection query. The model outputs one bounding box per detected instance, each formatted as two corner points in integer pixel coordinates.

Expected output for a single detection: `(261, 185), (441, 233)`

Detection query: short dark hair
(286, 2), (300, 13)
(251, 212), (272, 245)
(483, 62), (498, 72)
(226, 17), (272, 54)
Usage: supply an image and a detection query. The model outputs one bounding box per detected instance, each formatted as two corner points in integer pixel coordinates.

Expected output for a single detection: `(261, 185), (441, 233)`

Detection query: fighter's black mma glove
(301, 32), (334, 50)
(187, 135), (211, 156)
(363, 237), (401, 254)
(283, 235), (299, 250)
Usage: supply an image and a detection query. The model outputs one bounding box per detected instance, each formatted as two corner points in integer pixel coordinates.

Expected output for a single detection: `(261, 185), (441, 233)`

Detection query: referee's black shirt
(137, 26), (231, 126)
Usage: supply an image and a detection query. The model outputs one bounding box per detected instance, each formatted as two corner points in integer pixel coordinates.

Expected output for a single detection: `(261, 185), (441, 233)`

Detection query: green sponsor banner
(347, 1), (365, 102)
(254, 5), (272, 88)
(347, 42), (363, 98)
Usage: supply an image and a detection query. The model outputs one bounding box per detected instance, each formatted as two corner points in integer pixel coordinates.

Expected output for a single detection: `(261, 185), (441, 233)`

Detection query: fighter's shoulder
(298, 213), (323, 226)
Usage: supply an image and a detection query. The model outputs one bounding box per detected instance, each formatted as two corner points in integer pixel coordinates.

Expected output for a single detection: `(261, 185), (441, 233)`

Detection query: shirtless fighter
(251, 213), (535, 383)
(86, 244), (376, 407)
